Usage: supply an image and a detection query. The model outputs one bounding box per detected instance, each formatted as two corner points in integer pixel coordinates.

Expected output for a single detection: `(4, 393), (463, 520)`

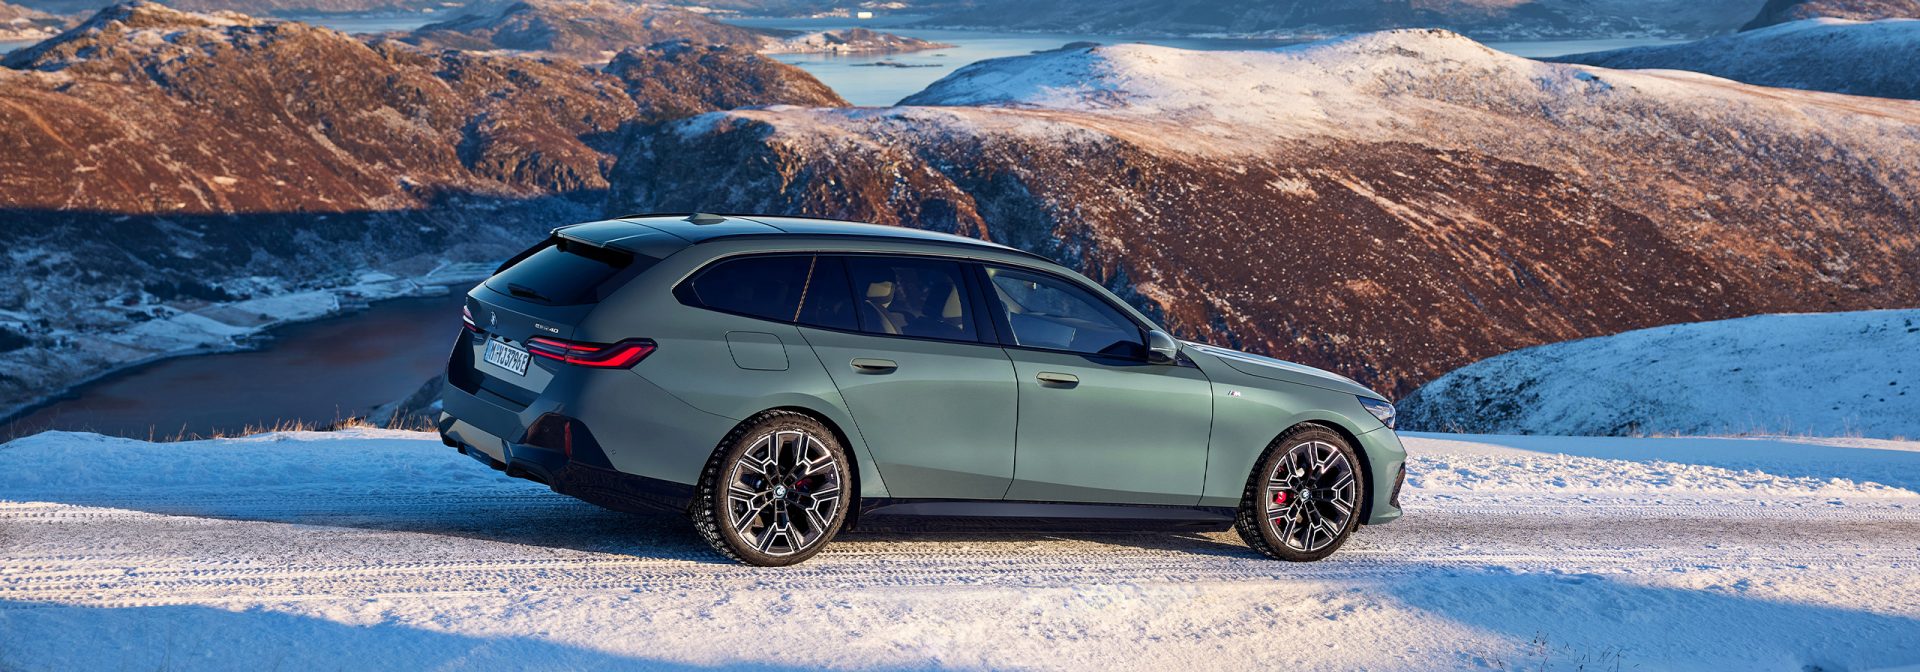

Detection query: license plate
(483, 339), (530, 376)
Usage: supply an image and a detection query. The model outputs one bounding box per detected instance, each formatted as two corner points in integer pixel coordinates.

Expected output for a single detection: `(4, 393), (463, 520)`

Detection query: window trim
(973, 262), (1152, 362)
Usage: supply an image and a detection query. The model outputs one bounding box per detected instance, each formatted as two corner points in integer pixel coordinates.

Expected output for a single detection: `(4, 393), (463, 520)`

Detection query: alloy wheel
(1263, 440), (1359, 553)
(725, 429), (844, 557)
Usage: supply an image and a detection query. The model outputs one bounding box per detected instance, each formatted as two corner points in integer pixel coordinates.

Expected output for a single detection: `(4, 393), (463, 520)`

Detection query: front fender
(1197, 379), (1388, 511)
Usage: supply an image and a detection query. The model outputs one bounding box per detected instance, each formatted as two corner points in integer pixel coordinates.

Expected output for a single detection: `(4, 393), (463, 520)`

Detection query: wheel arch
(726, 402), (878, 528)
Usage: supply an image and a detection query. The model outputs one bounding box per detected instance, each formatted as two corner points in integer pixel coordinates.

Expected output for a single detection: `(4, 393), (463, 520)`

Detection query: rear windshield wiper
(506, 283), (552, 304)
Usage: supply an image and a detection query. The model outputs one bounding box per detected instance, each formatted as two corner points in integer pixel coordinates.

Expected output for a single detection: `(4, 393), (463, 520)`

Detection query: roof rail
(692, 231), (1055, 264)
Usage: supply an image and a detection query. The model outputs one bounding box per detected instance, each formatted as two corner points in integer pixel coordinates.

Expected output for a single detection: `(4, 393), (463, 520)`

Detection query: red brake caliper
(1273, 491), (1290, 505)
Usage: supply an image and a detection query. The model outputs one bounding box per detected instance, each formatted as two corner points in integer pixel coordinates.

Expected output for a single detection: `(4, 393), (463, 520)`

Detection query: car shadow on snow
(1363, 566), (1920, 671)
(0, 598), (842, 671)
(1404, 431), (1920, 491)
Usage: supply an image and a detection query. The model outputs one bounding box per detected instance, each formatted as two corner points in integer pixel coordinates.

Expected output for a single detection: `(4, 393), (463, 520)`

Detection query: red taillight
(461, 305), (479, 332)
(525, 337), (656, 368)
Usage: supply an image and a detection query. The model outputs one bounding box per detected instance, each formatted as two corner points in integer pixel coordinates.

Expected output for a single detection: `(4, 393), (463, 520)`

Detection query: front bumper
(1356, 426), (1407, 525)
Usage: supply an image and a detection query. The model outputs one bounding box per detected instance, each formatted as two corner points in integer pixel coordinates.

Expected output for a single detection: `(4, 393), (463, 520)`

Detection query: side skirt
(852, 498), (1236, 534)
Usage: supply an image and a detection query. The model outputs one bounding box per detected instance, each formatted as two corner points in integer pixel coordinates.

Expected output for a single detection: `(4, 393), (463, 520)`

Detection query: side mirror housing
(1146, 330), (1180, 364)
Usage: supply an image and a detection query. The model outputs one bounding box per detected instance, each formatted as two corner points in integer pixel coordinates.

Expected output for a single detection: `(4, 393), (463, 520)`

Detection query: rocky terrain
(604, 40), (844, 121)
(9, 0), (449, 17)
(1555, 18), (1920, 99)
(913, 0), (1768, 39)
(0, 0), (72, 40)
(393, 0), (947, 62)
(0, 1), (844, 416)
(613, 33), (1920, 395)
(1743, 0), (1920, 28)
(394, 0), (773, 61)
(1400, 309), (1920, 437)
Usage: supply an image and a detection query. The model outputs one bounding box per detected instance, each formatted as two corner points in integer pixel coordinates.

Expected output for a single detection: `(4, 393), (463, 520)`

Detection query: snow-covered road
(2, 430), (1918, 671)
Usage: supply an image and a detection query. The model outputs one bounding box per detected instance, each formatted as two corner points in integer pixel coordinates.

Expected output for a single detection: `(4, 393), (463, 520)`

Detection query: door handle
(1035, 372), (1079, 386)
(851, 358), (898, 373)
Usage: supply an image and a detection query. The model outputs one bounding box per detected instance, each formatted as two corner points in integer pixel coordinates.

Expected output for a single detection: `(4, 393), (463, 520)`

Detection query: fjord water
(2, 291), (467, 440)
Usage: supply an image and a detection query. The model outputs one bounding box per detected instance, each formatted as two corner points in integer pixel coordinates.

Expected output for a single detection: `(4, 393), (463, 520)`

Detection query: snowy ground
(1, 429), (1918, 671)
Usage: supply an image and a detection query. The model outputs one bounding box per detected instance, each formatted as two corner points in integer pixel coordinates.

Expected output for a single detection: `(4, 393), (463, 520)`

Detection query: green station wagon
(439, 214), (1406, 566)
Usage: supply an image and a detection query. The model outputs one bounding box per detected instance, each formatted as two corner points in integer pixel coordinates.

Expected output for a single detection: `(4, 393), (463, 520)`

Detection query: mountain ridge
(389, 0), (950, 62)
(910, 0), (1767, 39)
(1743, 0), (1920, 29)
(1552, 18), (1920, 99)
(616, 31), (1920, 395)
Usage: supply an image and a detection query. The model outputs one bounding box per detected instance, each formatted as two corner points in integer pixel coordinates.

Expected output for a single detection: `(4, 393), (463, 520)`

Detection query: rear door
(979, 263), (1214, 506)
(798, 255), (1019, 500)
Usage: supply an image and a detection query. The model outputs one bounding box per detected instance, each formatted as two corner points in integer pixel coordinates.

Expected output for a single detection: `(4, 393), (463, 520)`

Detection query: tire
(692, 411), (851, 566)
(1235, 424), (1367, 562)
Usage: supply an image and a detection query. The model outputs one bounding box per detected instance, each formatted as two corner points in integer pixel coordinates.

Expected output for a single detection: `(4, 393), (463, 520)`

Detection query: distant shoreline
(0, 265), (489, 438)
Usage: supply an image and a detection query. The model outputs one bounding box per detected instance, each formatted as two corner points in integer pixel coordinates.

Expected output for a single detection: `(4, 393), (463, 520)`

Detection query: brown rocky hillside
(0, 1), (844, 414)
(611, 33), (1920, 395)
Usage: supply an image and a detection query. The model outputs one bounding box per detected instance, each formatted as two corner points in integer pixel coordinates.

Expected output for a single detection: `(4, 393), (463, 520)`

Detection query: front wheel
(1235, 425), (1366, 562)
(692, 411), (850, 566)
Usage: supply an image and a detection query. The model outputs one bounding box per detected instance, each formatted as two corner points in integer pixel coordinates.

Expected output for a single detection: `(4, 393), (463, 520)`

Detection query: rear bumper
(438, 381), (699, 514)
(1357, 427), (1407, 525)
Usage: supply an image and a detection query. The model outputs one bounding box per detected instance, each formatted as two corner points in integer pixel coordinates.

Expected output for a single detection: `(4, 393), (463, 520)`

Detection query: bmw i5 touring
(439, 214), (1406, 566)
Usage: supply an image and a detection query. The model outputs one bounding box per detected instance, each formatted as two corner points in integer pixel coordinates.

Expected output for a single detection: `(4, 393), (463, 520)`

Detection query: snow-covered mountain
(761, 27), (954, 55)
(912, 0), (1767, 39)
(615, 32), (1920, 395)
(1401, 310), (1920, 438)
(1743, 0), (1920, 29)
(0, 2), (845, 418)
(0, 0), (72, 40)
(1554, 18), (1920, 99)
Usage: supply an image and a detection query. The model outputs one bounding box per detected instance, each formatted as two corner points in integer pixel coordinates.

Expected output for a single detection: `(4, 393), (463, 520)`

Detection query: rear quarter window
(486, 238), (653, 306)
(677, 255), (857, 330)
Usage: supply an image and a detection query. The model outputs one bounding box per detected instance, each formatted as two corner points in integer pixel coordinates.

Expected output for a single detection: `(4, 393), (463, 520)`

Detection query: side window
(841, 256), (980, 342)
(984, 265), (1145, 359)
(680, 255), (856, 330)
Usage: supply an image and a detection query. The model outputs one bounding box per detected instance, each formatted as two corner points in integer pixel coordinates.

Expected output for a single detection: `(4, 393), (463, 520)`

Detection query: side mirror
(1146, 330), (1180, 364)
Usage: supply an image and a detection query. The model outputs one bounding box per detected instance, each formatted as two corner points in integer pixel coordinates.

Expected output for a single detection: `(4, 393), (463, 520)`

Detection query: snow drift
(1401, 309), (1920, 438)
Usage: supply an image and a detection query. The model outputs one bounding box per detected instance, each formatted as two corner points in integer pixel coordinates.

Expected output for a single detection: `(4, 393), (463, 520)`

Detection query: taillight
(525, 337), (656, 368)
(462, 305), (479, 333)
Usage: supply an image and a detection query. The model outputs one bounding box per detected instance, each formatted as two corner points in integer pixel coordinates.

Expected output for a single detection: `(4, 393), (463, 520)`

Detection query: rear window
(677, 255), (857, 330)
(486, 238), (651, 306)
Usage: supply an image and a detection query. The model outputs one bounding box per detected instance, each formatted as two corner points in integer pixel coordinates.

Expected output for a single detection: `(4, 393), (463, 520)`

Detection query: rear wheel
(1235, 425), (1366, 562)
(692, 411), (850, 566)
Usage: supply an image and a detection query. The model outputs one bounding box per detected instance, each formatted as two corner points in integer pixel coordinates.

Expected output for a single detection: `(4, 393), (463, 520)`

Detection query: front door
(980, 264), (1214, 505)
(801, 255), (1018, 500)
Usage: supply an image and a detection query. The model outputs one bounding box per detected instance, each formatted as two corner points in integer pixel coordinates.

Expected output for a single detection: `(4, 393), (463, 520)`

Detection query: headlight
(1358, 396), (1396, 429)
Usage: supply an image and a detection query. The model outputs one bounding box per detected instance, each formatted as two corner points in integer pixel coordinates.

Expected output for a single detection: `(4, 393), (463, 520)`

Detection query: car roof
(558, 213), (1047, 262)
